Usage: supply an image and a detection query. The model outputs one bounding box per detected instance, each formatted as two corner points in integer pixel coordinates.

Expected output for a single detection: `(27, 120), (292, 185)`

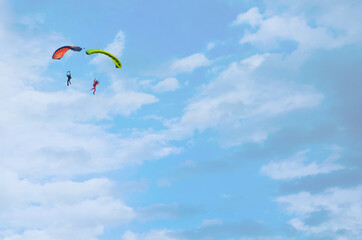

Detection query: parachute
(86, 49), (122, 68)
(52, 45), (82, 60)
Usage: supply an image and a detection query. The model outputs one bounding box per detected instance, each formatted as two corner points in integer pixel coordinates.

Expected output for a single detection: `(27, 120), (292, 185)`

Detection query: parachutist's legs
(66, 74), (72, 86)
(91, 87), (96, 94)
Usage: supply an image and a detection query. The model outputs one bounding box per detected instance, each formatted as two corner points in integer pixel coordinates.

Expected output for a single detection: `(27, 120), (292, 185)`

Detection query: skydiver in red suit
(91, 79), (99, 94)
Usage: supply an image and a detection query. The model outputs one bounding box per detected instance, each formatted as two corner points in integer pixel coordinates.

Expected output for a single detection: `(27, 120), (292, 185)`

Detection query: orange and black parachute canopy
(52, 45), (82, 60)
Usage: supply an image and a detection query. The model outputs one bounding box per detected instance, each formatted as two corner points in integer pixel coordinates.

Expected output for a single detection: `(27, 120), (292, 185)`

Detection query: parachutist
(66, 71), (72, 86)
(91, 79), (99, 94)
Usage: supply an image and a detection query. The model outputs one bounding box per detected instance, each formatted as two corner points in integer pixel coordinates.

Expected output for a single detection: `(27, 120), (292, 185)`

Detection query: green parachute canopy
(86, 49), (122, 68)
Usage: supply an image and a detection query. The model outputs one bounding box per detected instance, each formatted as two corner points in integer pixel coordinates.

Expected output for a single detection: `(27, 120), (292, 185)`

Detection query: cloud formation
(170, 53), (211, 74)
(277, 186), (362, 239)
(0, 168), (135, 240)
(260, 149), (344, 180)
(166, 54), (322, 146)
(152, 77), (180, 92)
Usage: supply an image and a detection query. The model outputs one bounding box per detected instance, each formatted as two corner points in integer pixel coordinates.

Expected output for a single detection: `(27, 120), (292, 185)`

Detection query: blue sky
(0, 0), (361, 239)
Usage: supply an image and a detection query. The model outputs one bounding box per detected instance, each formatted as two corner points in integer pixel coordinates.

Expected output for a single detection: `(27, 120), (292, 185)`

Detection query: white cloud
(0, 90), (164, 178)
(237, 4), (362, 52)
(137, 202), (200, 221)
(1, 89), (157, 123)
(206, 42), (216, 50)
(105, 30), (125, 57)
(18, 13), (45, 30)
(0, 120), (178, 178)
(239, 238), (282, 240)
(232, 7), (263, 27)
(0, 168), (135, 240)
(156, 177), (174, 187)
(179, 160), (197, 169)
(108, 91), (158, 116)
(265, 0), (362, 40)
(239, 237), (285, 240)
(276, 186), (362, 238)
(0, 170), (113, 205)
(2, 228), (107, 240)
(0, 0), (10, 34)
(122, 230), (182, 240)
(115, 131), (181, 167)
(260, 149), (344, 180)
(166, 54), (323, 146)
(170, 53), (211, 74)
(120, 178), (149, 192)
(240, 13), (334, 50)
(152, 77), (180, 92)
(200, 218), (223, 227)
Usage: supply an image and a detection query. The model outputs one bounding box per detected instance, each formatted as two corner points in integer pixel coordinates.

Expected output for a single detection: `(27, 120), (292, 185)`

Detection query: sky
(0, 0), (361, 239)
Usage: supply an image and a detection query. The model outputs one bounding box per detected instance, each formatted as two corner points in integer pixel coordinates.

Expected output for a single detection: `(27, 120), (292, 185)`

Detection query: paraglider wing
(52, 45), (82, 60)
(86, 49), (122, 68)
